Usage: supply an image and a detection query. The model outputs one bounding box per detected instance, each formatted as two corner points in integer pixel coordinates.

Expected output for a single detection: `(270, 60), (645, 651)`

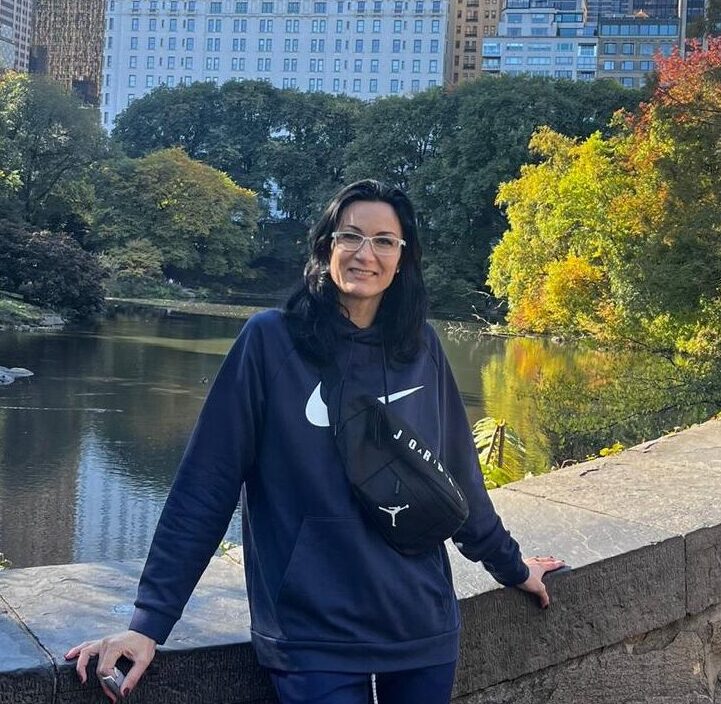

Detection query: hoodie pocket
(275, 517), (456, 643)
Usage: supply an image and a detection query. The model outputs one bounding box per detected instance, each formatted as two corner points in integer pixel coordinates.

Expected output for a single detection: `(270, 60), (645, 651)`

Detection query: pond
(0, 303), (712, 568)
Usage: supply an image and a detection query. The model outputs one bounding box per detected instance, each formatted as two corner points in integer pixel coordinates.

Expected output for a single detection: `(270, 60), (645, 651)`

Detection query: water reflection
(0, 308), (713, 568)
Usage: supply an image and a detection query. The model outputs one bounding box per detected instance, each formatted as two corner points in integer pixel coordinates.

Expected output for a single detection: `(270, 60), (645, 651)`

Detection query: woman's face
(328, 200), (404, 322)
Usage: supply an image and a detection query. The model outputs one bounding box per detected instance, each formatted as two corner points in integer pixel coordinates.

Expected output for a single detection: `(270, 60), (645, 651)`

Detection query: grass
(0, 293), (56, 327)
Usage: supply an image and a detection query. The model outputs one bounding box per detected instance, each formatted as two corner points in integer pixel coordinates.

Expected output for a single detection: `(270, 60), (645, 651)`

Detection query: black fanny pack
(333, 393), (469, 556)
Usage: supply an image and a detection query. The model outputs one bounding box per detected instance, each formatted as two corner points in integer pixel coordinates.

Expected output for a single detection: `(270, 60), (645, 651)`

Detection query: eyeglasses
(331, 231), (406, 256)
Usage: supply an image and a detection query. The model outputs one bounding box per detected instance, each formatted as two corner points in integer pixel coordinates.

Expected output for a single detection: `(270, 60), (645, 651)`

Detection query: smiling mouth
(349, 268), (376, 276)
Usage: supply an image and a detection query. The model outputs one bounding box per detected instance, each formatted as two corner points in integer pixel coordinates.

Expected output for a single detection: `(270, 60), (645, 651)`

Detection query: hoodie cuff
(129, 607), (177, 645)
(489, 558), (530, 587)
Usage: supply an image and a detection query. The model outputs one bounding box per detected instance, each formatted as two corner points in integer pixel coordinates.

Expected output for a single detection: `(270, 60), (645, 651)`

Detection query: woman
(66, 180), (563, 703)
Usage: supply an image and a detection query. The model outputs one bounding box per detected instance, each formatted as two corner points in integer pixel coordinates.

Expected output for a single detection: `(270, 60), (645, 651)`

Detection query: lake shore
(0, 294), (65, 331)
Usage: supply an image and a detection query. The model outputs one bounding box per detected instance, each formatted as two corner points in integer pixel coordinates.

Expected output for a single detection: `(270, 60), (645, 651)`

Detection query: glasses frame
(331, 231), (406, 256)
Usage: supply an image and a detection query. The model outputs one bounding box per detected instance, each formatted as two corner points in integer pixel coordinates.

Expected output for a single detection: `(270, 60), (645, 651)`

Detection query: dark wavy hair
(284, 179), (428, 365)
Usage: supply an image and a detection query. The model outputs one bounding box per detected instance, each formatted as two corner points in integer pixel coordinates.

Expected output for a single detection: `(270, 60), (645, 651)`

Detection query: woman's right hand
(65, 630), (156, 701)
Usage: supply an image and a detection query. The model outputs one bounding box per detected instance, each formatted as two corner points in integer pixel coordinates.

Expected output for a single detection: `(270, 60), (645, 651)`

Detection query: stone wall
(1, 418), (720, 703)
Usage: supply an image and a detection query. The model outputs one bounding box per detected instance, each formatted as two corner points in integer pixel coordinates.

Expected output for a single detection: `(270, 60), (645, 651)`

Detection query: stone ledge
(0, 418), (718, 703)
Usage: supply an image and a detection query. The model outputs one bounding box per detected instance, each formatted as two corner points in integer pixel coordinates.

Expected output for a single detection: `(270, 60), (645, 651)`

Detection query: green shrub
(0, 219), (106, 319)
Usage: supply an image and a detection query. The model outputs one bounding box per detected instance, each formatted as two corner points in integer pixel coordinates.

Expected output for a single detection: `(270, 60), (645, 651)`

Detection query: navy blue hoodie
(129, 309), (529, 672)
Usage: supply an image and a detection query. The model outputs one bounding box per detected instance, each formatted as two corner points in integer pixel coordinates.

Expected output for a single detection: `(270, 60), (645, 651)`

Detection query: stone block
(448, 490), (684, 694)
(0, 558), (276, 703)
(453, 631), (712, 704)
(0, 605), (54, 704)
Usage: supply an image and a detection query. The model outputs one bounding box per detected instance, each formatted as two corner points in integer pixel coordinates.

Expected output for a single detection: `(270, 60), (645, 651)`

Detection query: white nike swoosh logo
(305, 383), (424, 427)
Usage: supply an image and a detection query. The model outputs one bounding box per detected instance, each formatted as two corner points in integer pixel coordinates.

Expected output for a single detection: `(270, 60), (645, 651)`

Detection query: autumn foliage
(489, 43), (721, 380)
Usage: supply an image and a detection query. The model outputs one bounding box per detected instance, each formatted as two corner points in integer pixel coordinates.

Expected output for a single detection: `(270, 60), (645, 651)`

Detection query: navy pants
(269, 661), (457, 704)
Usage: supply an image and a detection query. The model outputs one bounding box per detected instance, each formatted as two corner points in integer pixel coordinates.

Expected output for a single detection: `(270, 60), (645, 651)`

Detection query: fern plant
(473, 417), (527, 489)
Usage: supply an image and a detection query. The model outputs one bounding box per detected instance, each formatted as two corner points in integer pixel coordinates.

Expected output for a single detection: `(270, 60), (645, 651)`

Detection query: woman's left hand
(517, 556), (566, 608)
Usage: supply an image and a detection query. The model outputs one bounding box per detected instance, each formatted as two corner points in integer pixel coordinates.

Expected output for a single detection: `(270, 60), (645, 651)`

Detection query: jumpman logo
(378, 504), (410, 527)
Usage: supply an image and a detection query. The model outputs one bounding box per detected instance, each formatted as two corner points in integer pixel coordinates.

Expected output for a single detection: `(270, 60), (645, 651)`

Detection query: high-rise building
(0, 0), (33, 71)
(30, 0), (106, 104)
(445, 0), (500, 86)
(483, 0), (598, 80)
(0, 20), (14, 66)
(101, 0), (448, 130)
(597, 14), (679, 87)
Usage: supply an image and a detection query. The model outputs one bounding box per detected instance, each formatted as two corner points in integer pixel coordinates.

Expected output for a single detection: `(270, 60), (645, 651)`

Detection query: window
(207, 18), (222, 32)
(336, 18), (344, 32)
(130, 36), (138, 49)
(507, 13), (522, 22)
(391, 58), (400, 72)
(531, 28), (548, 36)
(310, 57), (324, 71)
(205, 56), (220, 70)
(531, 13), (547, 22)
(431, 19), (439, 32)
(128, 74), (137, 86)
(187, 19), (195, 31)
(555, 56), (573, 65)
(622, 42), (634, 54)
(210, 1), (222, 11)
(257, 57), (272, 70)
(131, 17), (139, 30)
(234, 18), (247, 31)
(369, 78), (378, 92)
(286, 18), (299, 32)
(260, 18), (273, 31)
(259, 38), (272, 50)
(603, 60), (615, 70)
(169, 36), (177, 50)
(373, 19), (381, 32)
(554, 70), (572, 78)
(168, 56), (176, 68)
(353, 78), (361, 91)
(149, 18), (157, 30)
(147, 56), (155, 68)
(640, 43), (654, 55)
(639, 60), (652, 70)
(313, 1), (327, 10)
(527, 56), (551, 65)
(621, 76), (634, 87)
(578, 43), (596, 56)
(556, 42), (573, 51)
(148, 37), (156, 49)
(412, 58), (420, 72)
(312, 38), (326, 51)
(146, 75), (154, 87)
(232, 56), (246, 70)
(355, 39), (363, 52)
(284, 38), (299, 51)
(334, 58), (342, 71)
(429, 59), (437, 72)
(283, 57), (298, 70)
(185, 56), (194, 68)
(370, 58), (379, 72)
(414, 19), (422, 32)
(411, 79), (420, 92)
(207, 37), (221, 51)
(236, 1), (248, 10)
(621, 60), (634, 70)
(129, 55), (137, 68)
(390, 79), (399, 93)
(392, 39), (401, 52)
(261, 1), (274, 10)
(354, 58), (362, 71)
(415, 0), (423, 11)
(335, 38), (342, 50)
(127, 94), (135, 105)
(186, 37), (195, 50)
(394, 20), (402, 32)
(504, 56), (522, 64)
(288, 0), (300, 10)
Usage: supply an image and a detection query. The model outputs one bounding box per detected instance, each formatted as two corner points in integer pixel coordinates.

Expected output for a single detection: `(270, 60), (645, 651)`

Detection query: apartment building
(102, 0), (448, 128)
(0, 0), (33, 70)
(597, 14), (678, 86)
(483, 0), (598, 80)
(0, 20), (13, 66)
(445, 0), (500, 85)
(30, 0), (106, 103)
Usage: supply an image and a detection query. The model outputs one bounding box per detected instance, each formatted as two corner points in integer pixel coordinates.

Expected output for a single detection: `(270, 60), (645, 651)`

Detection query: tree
(262, 90), (363, 221)
(112, 82), (222, 160)
(487, 42), (721, 435)
(94, 148), (260, 282)
(0, 73), (108, 224)
(0, 219), (105, 319)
